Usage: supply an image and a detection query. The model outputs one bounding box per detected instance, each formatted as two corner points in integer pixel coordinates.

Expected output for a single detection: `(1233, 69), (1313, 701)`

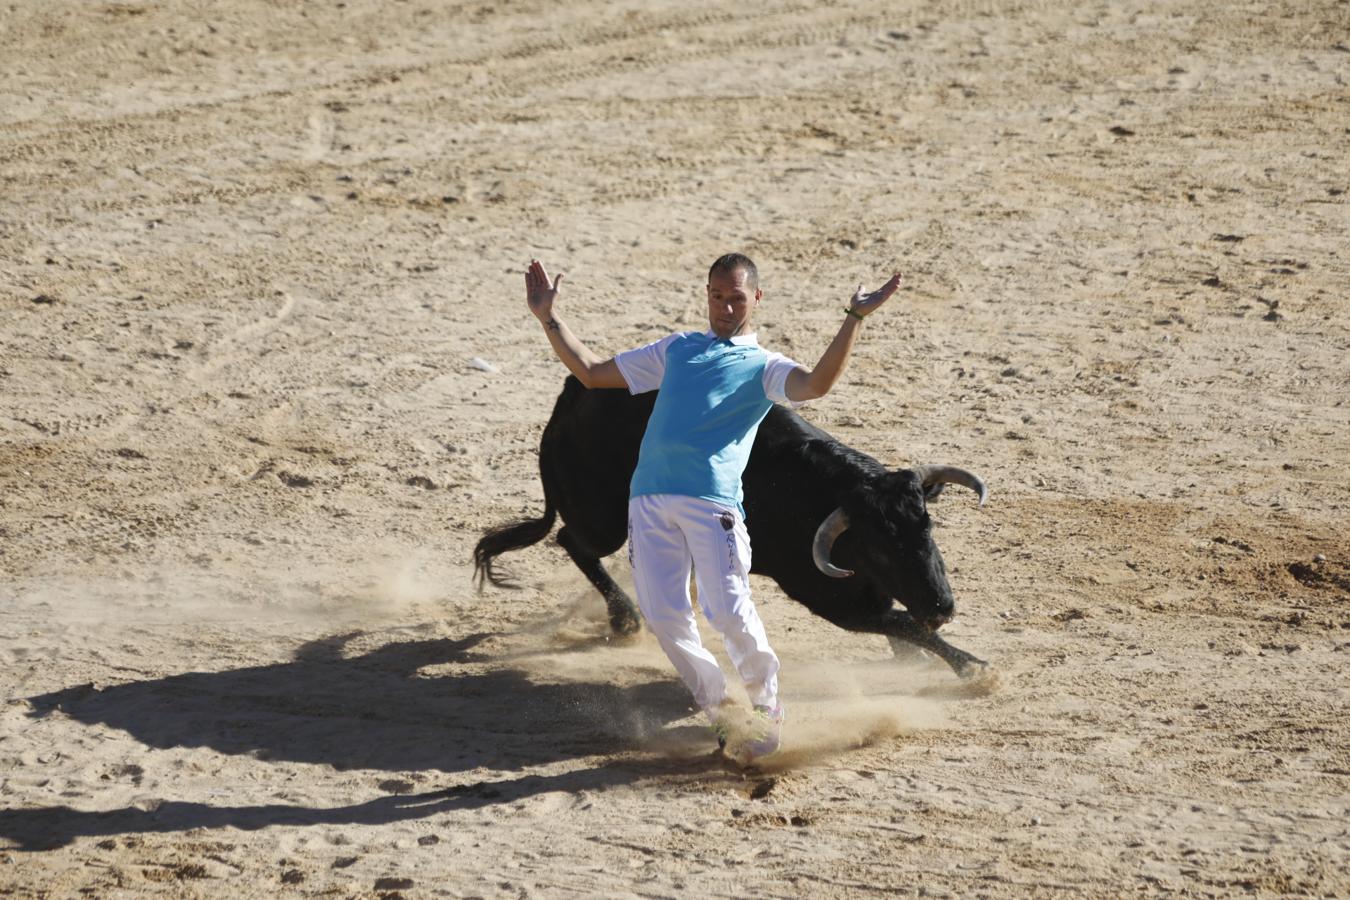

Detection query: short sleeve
(613, 333), (683, 394)
(762, 351), (808, 407)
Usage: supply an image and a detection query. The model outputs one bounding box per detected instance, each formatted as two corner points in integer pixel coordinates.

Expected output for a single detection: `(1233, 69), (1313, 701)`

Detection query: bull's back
(537, 382), (844, 572)
(539, 378), (655, 555)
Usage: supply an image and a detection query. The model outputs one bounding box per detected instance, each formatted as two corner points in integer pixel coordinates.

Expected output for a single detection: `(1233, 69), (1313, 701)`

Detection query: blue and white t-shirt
(614, 331), (804, 514)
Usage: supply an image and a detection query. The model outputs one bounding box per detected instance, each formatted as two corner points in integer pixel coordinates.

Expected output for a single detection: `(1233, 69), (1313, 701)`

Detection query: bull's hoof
(609, 612), (642, 637)
(952, 660), (1000, 695)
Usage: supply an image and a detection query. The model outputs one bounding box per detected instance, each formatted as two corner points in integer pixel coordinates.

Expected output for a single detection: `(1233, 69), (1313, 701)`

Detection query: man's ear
(755, 288), (763, 304)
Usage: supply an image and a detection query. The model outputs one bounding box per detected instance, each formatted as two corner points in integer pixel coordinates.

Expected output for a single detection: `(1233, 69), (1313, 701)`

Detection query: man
(525, 254), (900, 759)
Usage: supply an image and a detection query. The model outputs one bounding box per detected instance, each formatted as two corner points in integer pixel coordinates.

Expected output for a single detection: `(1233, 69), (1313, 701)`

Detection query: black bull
(473, 376), (991, 679)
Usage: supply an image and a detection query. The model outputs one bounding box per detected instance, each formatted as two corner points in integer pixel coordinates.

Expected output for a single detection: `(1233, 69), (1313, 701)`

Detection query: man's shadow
(3, 630), (716, 851)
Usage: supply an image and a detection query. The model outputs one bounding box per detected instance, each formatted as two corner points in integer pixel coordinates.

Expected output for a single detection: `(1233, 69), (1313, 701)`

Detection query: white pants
(627, 493), (780, 713)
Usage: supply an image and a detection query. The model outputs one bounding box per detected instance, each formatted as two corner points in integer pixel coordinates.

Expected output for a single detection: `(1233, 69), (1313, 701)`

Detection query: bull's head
(811, 465), (987, 630)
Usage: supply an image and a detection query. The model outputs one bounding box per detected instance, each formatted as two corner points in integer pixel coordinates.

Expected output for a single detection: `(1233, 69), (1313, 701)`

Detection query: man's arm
(785, 273), (902, 402)
(526, 259), (628, 390)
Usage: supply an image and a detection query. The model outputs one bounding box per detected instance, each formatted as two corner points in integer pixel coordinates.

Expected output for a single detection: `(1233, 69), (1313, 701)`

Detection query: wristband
(843, 306), (865, 321)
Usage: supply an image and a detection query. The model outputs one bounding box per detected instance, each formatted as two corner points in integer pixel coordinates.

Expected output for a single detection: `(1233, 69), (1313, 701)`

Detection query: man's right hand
(523, 260), (627, 390)
(526, 259), (564, 322)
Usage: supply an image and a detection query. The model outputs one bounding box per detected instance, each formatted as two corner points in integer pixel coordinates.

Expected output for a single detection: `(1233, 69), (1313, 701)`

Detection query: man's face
(706, 267), (762, 339)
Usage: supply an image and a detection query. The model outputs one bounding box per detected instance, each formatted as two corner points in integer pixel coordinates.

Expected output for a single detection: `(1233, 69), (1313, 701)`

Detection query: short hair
(708, 253), (758, 290)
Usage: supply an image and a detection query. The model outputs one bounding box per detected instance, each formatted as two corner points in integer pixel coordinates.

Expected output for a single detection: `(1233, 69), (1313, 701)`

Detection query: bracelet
(843, 306), (865, 322)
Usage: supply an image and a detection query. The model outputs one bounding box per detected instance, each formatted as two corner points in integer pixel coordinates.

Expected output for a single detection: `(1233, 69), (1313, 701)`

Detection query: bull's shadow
(24, 631), (693, 774)
(5, 631), (704, 850)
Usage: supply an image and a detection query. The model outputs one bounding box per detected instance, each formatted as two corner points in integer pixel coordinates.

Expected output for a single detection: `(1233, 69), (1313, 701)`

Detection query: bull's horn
(912, 465), (989, 507)
(811, 508), (854, 578)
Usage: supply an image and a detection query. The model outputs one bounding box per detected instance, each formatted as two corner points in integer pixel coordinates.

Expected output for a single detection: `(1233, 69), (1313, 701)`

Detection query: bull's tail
(472, 499), (556, 590)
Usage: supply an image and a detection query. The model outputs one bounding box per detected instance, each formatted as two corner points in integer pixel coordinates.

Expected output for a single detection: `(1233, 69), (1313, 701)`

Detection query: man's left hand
(849, 272), (903, 318)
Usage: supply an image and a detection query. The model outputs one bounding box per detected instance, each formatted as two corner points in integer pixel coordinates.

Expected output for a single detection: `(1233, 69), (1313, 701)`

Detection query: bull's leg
(831, 607), (989, 680)
(815, 604), (988, 682)
(881, 610), (990, 680)
(556, 527), (642, 635)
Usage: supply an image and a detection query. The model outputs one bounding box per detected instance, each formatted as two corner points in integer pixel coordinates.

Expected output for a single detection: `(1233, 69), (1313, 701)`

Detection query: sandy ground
(2, 0), (1348, 896)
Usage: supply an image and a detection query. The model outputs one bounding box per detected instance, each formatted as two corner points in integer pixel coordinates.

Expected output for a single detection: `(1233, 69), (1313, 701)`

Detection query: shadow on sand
(3, 631), (723, 851)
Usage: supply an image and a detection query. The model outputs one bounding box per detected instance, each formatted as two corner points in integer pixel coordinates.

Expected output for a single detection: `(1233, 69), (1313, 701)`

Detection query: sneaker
(743, 703), (785, 759)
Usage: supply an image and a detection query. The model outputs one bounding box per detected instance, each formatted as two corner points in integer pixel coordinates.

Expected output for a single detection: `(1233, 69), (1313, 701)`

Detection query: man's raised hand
(849, 272), (903, 318)
(526, 259), (564, 322)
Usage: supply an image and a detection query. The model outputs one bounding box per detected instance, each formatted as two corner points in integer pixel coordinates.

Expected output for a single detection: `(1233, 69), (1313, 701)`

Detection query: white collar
(703, 330), (759, 346)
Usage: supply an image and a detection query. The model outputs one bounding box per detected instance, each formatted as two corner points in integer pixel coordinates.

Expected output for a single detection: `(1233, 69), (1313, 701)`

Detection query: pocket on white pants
(711, 506), (752, 583)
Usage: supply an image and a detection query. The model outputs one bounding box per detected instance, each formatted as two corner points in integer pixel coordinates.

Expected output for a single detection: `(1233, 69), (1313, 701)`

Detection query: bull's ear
(923, 482), (945, 502)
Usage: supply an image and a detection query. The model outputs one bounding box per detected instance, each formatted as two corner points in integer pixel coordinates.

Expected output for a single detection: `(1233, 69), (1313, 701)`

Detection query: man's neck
(707, 329), (758, 345)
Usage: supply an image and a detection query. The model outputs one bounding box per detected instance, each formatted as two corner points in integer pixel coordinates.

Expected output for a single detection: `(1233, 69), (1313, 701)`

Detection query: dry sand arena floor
(2, 0), (1348, 896)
